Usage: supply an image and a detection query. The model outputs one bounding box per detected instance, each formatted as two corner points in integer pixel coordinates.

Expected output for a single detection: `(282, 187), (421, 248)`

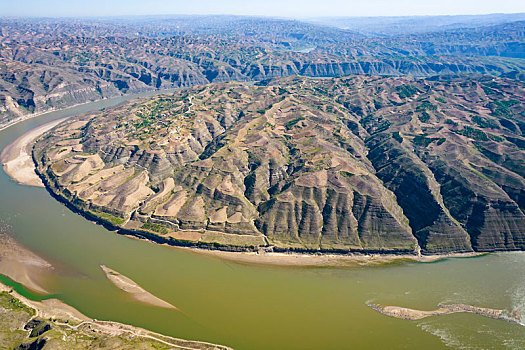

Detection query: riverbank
(0, 99), (106, 133)
(0, 87), (179, 133)
(2, 122), (487, 267)
(179, 247), (486, 267)
(0, 232), (53, 294)
(0, 105), (496, 268)
(1, 118), (67, 187)
(0, 233), (229, 349)
(0, 282), (231, 350)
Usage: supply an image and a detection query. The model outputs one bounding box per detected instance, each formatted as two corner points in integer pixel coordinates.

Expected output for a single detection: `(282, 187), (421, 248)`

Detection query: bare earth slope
(33, 75), (525, 255)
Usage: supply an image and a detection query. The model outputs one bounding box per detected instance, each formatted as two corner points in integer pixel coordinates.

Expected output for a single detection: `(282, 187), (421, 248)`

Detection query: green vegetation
(392, 131), (403, 143)
(285, 116), (306, 129)
(416, 101), (437, 111)
(482, 81), (503, 95)
(396, 85), (419, 98)
(445, 118), (458, 126)
(505, 136), (525, 150)
(413, 134), (441, 147)
(474, 143), (502, 163)
(481, 86), (497, 95)
(97, 212), (126, 225)
(0, 291), (197, 349)
(418, 111), (431, 123)
(472, 115), (499, 129)
(0, 291), (35, 316)
(488, 100), (519, 117)
(142, 222), (168, 234)
(29, 320), (51, 338)
(455, 126), (490, 141)
(265, 122), (275, 129)
(373, 100), (383, 109)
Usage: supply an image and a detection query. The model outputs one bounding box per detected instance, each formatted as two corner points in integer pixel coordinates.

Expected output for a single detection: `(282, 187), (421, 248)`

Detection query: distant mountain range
(1, 14), (523, 129)
(307, 13), (525, 35)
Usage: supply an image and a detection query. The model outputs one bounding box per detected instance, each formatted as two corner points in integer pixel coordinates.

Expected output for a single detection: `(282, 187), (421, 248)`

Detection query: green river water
(0, 95), (524, 349)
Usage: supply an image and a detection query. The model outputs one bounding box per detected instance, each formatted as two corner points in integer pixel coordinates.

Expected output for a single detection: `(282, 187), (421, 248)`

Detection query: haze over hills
(1, 14), (524, 129)
(308, 13), (525, 35)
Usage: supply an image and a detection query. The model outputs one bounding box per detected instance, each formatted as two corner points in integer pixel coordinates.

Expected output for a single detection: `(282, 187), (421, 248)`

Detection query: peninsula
(32, 75), (524, 255)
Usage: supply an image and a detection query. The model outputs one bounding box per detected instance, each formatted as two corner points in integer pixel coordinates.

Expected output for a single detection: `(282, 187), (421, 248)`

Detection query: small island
(368, 302), (523, 325)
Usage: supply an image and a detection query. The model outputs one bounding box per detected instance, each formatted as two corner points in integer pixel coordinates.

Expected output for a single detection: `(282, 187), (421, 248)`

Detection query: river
(0, 94), (524, 349)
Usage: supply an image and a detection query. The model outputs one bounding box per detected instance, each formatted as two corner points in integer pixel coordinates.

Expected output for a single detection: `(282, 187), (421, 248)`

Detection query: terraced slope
(34, 76), (525, 254)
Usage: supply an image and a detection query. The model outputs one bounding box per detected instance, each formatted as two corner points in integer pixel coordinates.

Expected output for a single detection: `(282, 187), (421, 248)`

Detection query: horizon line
(1, 11), (524, 20)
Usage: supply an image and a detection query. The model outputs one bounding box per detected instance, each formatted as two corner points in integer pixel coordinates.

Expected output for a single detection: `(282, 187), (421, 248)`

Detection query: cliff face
(34, 76), (525, 254)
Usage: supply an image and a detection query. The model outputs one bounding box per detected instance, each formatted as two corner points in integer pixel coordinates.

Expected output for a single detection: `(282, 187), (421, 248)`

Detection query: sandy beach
(101, 264), (178, 310)
(180, 247), (485, 268)
(1, 118), (67, 187)
(0, 234), (226, 349)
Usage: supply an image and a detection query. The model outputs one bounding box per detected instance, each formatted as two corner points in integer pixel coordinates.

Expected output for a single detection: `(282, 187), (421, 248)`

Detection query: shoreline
(0, 233), (230, 349)
(0, 99), (517, 268)
(1, 118), (68, 187)
(176, 246), (487, 267)
(0, 85), (182, 133)
(29, 149), (495, 267)
(0, 232), (53, 294)
(0, 98), (112, 133)
(0, 281), (232, 350)
(29, 180), (492, 267)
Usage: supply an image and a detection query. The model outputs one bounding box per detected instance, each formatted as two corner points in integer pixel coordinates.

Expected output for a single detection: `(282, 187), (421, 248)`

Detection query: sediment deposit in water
(100, 265), (177, 309)
(369, 302), (523, 325)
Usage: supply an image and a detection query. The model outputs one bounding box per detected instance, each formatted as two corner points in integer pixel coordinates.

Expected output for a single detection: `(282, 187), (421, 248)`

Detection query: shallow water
(0, 97), (524, 349)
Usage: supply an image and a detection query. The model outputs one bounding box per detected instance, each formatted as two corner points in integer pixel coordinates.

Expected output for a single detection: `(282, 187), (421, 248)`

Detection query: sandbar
(1, 118), (67, 187)
(100, 265), (177, 310)
(369, 303), (523, 325)
(0, 232), (52, 293)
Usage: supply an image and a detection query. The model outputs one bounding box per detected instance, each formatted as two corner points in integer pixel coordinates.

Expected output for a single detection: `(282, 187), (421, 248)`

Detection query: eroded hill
(33, 76), (525, 254)
(1, 16), (524, 128)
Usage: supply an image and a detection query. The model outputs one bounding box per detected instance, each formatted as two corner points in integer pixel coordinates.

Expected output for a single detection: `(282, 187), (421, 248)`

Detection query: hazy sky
(1, 0), (524, 18)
